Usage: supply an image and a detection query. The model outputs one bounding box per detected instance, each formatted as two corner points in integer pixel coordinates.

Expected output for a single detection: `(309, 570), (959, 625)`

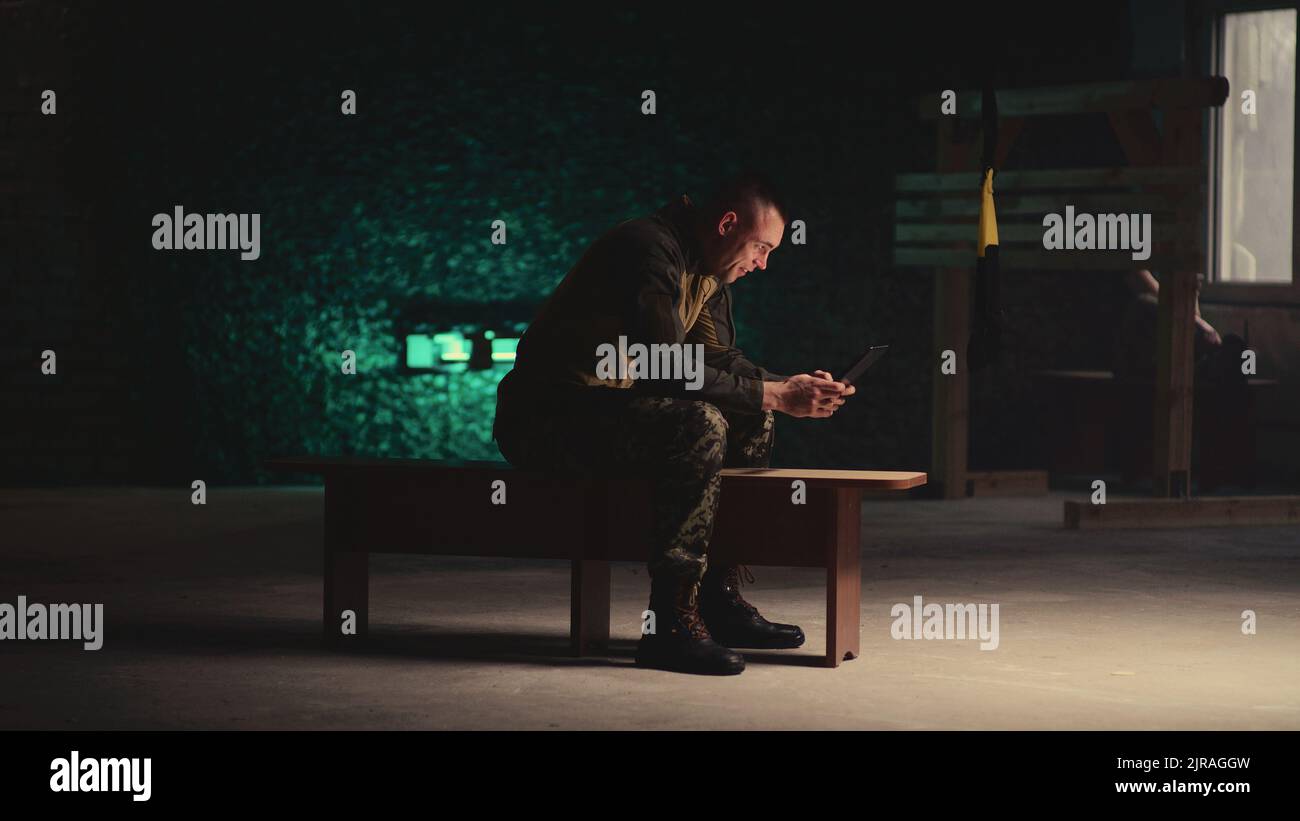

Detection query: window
(1214, 8), (1296, 285)
(402, 324), (524, 373)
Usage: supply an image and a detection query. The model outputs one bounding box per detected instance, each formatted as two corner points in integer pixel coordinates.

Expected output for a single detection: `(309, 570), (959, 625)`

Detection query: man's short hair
(702, 171), (790, 224)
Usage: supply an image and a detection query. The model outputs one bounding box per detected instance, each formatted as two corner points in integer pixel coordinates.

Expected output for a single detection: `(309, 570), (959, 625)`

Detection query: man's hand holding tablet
(759, 346), (886, 418)
(761, 374), (851, 417)
(837, 344), (889, 387)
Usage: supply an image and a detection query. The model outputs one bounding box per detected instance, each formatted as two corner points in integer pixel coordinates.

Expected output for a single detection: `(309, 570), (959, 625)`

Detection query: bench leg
(325, 550), (369, 645)
(570, 559), (610, 656)
(324, 478), (368, 646)
(825, 487), (862, 667)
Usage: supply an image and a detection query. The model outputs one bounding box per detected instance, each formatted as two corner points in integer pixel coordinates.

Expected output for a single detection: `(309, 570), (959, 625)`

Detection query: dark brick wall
(14, 1), (1244, 488)
(0, 1), (152, 483)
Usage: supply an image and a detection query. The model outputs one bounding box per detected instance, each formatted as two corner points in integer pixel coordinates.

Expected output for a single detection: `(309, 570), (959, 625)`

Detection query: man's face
(704, 200), (784, 285)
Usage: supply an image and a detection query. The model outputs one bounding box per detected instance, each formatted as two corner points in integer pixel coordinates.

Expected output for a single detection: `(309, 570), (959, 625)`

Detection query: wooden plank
(1152, 269), (1197, 497)
(1108, 109), (1164, 167)
(717, 467), (926, 489)
(571, 480), (612, 654)
(1201, 282), (1300, 305)
(932, 267), (969, 499)
(1002, 245), (1210, 268)
(611, 475), (880, 568)
(924, 122), (974, 504)
(274, 465), (924, 566)
(895, 247), (1205, 271)
(569, 559), (610, 656)
(994, 118), (1025, 171)
(708, 481), (842, 568)
(1033, 369), (1115, 381)
(895, 220), (1196, 245)
(933, 114), (980, 175)
(897, 192), (1183, 218)
(896, 166), (1202, 193)
(266, 457), (927, 490)
(341, 471), (592, 559)
(1108, 89), (1202, 501)
(1163, 107), (1205, 166)
(825, 487), (862, 667)
(595, 474), (912, 567)
(1065, 496), (1300, 529)
(1031, 372), (1285, 387)
(965, 470), (1049, 497)
(917, 77), (1230, 120)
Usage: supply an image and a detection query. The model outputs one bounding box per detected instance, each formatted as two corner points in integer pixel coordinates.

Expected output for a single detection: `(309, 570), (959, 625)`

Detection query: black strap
(981, 79), (998, 180)
(969, 78), (1003, 373)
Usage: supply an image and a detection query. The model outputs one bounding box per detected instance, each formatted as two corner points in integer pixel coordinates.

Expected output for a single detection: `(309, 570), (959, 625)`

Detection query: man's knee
(623, 398), (728, 476)
(678, 401), (728, 471)
(718, 407), (774, 468)
(684, 400), (728, 436)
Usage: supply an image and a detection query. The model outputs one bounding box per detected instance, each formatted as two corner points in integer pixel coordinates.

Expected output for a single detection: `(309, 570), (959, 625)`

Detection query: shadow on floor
(90, 616), (828, 668)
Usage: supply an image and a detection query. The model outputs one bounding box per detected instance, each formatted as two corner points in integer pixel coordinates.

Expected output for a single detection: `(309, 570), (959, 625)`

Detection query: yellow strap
(978, 168), (999, 258)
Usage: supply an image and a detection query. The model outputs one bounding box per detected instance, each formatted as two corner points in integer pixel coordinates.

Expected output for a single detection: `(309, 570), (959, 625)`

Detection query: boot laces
(723, 565), (760, 617)
(676, 581), (712, 640)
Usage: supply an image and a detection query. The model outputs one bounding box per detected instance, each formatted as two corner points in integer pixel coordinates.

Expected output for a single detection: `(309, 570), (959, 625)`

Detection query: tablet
(837, 345), (889, 386)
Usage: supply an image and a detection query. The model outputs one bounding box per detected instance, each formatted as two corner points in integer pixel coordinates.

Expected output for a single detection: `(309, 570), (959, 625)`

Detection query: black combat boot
(700, 565), (805, 649)
(635, 574), (745, 675)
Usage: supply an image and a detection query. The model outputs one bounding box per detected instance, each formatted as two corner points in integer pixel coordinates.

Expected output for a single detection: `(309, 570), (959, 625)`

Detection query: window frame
(1202, 1), (1300, 306)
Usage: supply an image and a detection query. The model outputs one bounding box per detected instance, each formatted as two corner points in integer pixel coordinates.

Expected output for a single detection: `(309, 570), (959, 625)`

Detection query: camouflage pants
(494, 383), (774, 585)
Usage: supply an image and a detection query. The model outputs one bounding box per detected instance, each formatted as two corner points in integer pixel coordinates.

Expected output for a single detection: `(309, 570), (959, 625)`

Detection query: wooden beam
(570, 559), (610, 655)
(966, 470), (1049, 497)
(895, 221), (1197, 245)
(917, 77), (1230, 120)
(267, 457), (927, 492)
(1065, 497), (1300, 529)
(897, 192), (1184, 218)
(896, 166), (1202, 193)
(926, 115), (973, 502)
(710, 482), (835, 568)
(1107, 109), (1164, 166)
(994, 118), (1025, 170)
(824, 487), (862, 667)
(931, 267), (969, 499)
(932, 112), (981, 171)
(1107, 98), (1204, 501)
(1152, 269), (1198, 497)
(895, 247), (1206, 271)
(717, 467), (926, 489)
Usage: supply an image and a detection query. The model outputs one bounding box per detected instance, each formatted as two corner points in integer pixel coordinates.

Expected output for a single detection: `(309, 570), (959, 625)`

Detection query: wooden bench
(265, 457), (926, 667)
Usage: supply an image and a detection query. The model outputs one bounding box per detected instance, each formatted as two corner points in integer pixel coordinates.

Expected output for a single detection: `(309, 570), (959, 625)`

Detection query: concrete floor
(1, 486), (1297, 730)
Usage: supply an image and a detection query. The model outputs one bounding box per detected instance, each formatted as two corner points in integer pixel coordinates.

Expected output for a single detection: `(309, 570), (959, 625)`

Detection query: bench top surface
(266, 457), (926, 489)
